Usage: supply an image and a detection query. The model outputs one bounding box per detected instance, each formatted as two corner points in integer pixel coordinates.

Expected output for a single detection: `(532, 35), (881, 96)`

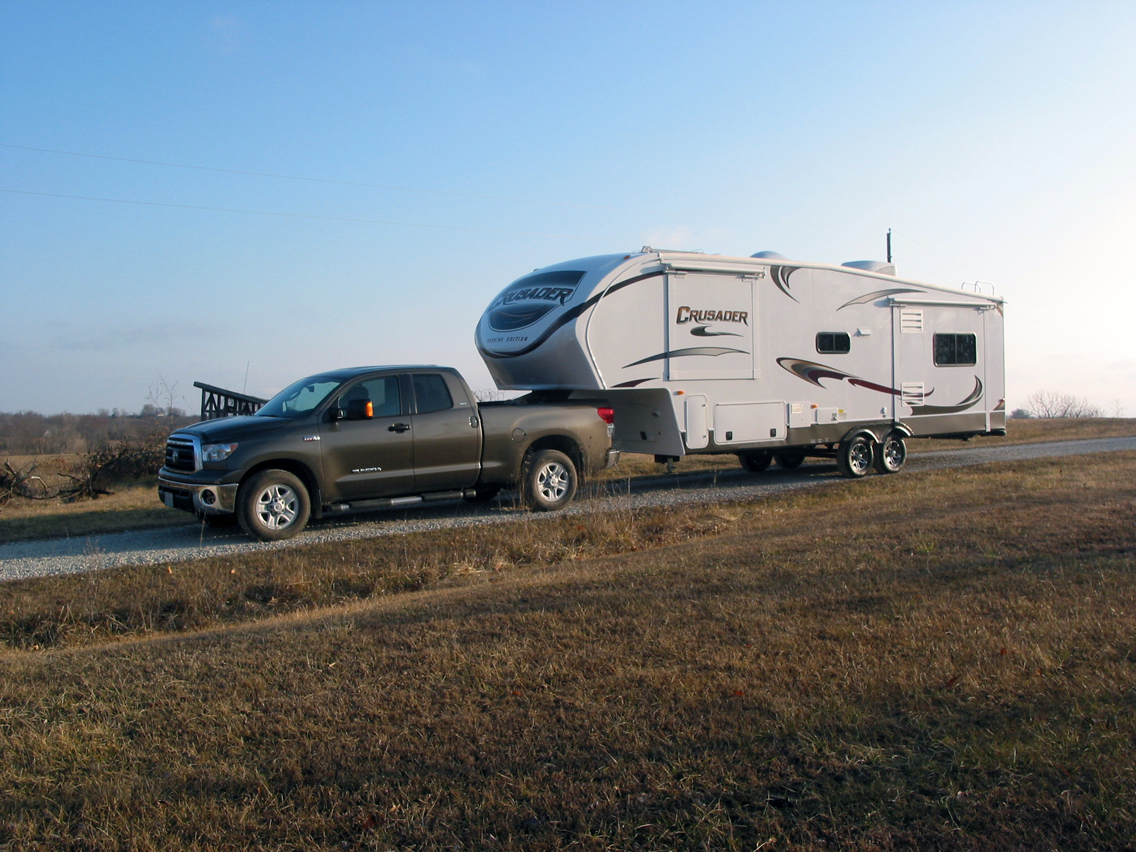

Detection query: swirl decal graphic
(838, 288), (925, 310)
(768, 266), (800, 302)
(625, 347), (750, 369)
(690, 326), (742, 337)
(907, 377), (983, 415)
(478, 271), (665, 359)
(776, 358), (901, 396)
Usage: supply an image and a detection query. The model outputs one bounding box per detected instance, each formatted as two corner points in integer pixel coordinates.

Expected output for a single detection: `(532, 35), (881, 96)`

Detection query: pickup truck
(157, 365), (618, 541)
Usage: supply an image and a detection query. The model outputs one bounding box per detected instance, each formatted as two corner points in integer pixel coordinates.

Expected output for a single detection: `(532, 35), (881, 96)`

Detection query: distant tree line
(0, 409), (198, 455)
(1010, 390), (1123, 420)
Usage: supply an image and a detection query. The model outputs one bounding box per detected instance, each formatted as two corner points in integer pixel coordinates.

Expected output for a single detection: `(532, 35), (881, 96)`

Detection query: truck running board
(325, 489), (477, 514)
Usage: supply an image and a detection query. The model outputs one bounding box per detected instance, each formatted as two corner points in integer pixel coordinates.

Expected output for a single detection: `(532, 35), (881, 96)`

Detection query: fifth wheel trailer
(475, 247), (1006, 477)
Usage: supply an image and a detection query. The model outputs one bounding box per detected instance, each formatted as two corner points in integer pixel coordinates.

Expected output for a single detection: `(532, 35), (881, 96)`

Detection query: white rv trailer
(475, 248), (1006, 476)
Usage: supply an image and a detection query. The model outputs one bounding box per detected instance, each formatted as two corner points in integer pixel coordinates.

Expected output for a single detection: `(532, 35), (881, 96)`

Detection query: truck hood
(174, 415), (301, 441)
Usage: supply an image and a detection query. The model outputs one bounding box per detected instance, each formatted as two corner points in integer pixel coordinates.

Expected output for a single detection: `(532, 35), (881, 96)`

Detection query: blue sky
(2, 1), (1134, 416)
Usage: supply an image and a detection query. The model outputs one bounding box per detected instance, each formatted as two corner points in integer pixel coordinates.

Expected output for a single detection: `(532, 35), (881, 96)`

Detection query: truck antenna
(886, 229), (892, 264)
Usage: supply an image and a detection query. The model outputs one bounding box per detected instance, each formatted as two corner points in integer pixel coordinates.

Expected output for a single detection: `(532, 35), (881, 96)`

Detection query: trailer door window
(933, 333), (977, 366)
(816, 332), (851, 354)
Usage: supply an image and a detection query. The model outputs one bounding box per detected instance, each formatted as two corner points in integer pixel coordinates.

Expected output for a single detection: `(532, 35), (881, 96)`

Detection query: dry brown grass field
(1, 444), (1134, 850)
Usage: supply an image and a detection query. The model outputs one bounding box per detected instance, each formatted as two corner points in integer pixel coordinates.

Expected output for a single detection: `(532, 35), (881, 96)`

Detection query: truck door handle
(389, 423), (411, 433)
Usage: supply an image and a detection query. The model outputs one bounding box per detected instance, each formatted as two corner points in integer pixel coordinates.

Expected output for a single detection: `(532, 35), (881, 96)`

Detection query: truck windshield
(256, 376), (342, 418)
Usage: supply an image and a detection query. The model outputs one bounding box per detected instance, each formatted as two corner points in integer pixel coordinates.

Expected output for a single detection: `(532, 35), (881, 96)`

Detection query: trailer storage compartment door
(713, 402), (786, 445)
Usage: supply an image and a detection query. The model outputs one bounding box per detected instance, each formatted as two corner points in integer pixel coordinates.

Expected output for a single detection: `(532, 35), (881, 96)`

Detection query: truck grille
(165, 434), (199, 473)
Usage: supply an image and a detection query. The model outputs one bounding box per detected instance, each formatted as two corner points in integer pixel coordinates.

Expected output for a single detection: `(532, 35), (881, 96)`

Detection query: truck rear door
(409, 371), (481, 492)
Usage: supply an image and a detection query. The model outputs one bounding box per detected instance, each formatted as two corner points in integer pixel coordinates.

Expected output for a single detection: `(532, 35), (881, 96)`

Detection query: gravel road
(3, 437), (1134, 583)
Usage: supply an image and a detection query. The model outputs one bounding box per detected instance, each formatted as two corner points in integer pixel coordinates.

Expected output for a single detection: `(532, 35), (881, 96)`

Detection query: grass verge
(4, 418), (1134, 545)
(0, 452), (1134, 849)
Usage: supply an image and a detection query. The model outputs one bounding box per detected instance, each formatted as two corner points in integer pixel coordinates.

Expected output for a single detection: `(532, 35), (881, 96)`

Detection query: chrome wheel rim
(254, 484), (299, 530)
(883, 438), (905, 470)
(849, 442), (872, 475)
(536, 462), (569, 502)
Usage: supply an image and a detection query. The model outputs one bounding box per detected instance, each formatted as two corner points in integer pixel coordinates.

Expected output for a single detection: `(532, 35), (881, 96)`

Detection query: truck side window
(933, 333), (977, 366)
(816, 332), (851, 354)
(413, 374), (454, 414)
(343, 376), (401, 417)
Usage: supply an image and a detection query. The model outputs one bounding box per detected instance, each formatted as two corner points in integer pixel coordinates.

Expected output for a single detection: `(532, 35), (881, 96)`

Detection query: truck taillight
(596, 407), (615, 425)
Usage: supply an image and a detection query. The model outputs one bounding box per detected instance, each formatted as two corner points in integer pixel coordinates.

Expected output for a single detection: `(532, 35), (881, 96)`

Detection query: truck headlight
(202, 442), (239, 462)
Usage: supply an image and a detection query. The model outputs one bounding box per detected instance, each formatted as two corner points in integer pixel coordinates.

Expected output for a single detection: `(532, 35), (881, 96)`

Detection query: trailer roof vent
(843, 260), (896, 276)
(751, 251), (787, 260)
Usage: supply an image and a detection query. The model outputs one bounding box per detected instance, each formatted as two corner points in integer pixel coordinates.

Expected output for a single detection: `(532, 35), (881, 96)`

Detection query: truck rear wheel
(237, 470), (311, 541)
(522, 450), (577, 511)
(739, 450), (773, 472)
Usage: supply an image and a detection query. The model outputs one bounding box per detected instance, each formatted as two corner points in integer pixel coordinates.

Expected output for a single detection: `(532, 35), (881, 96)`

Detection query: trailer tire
(837, 435), (874, 478)
(522, 450), (577, 511)
(774, 449), (806, 469)
(237, 470), (311, 541)
(874, 432), (907, 474)
(739, 450), (773, 473)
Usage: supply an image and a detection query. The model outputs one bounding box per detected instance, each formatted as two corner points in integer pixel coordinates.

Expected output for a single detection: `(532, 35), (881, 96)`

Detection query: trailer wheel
(837, 435), (874, 478)
(237, 470), (311, 541)
(875, 432), (907, 474)
(522, 450), (577, 511)
(774, 449), (806, 469)
(739, 450), (773, 473)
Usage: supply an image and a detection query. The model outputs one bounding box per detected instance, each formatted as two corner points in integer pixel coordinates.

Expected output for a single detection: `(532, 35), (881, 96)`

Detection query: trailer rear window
(816, 332), (851, 354)
(934, 333), (977, 366)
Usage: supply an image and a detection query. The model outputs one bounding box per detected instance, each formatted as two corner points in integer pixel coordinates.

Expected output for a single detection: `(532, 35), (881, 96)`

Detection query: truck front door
(319, 374), (415, 502)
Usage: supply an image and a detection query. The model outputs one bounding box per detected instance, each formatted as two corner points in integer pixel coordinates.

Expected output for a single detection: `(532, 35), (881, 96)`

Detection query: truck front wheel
(237, 470), (311, 541)
(522, 449), (577, 511)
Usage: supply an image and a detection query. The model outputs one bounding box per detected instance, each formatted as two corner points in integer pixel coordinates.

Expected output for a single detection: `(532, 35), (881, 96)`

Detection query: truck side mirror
(344, 399), (374, 421)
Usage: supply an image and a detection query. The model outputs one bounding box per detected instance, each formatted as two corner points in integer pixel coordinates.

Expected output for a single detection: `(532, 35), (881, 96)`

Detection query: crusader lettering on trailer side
(675, 306), (749, 325)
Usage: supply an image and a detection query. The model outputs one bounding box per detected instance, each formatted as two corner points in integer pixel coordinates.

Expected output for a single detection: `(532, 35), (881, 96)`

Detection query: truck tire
(237, 470), (311, 541)
(739, 450), (772, 472)
(875, 432), (907, 474)
(774, 449), (806, 469)
(837, 435), (874, 478)
(522, 449), (577, 511)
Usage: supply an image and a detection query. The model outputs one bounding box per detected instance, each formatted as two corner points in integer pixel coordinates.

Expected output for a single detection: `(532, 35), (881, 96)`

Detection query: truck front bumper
(158, 477), (240, 516)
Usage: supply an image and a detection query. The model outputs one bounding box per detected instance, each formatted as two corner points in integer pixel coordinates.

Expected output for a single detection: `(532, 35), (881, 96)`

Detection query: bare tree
(147, 374), (187, 417)
(1026, 390), (1102, 419)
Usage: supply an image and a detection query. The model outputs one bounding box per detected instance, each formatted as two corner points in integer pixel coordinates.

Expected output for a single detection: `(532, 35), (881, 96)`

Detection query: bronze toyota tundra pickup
(158, 365), (618, 541)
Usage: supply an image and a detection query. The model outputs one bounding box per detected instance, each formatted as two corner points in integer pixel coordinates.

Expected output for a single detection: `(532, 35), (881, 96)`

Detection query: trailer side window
(933, 333), (977, 366)
(816, 332), (851, 354)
